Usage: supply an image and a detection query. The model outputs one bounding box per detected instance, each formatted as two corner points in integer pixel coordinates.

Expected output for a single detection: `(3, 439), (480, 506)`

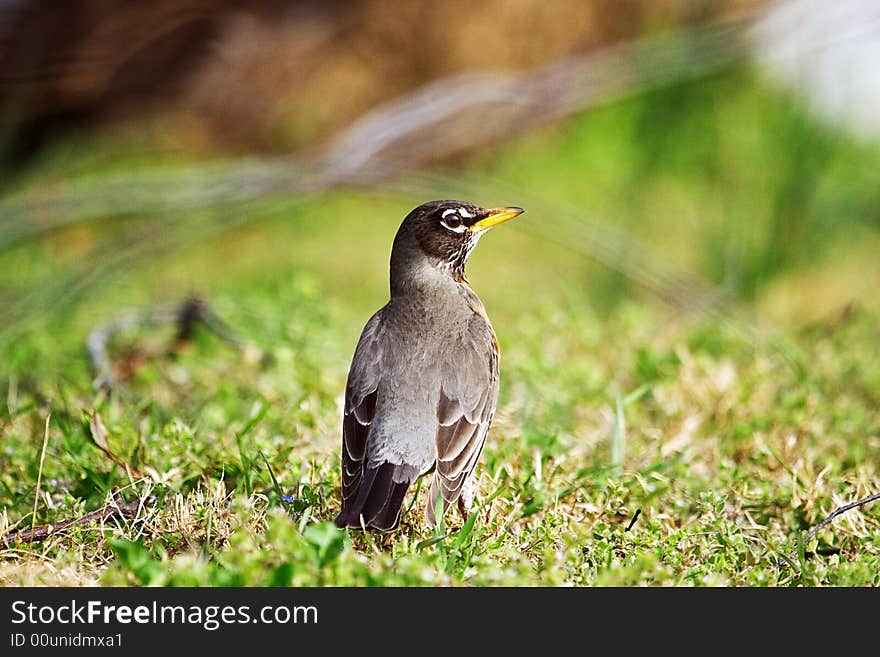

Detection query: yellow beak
(469, 206), (525, 233)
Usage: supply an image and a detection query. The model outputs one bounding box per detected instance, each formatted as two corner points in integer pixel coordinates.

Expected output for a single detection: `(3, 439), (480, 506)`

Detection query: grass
(1, 69), (879, 586)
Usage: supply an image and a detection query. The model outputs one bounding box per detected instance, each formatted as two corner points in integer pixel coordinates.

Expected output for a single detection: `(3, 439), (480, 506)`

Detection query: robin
(334, 200), (525, 531)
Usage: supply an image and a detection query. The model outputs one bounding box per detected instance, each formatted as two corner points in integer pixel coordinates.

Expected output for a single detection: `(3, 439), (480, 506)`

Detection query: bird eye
(443, 213), (462, 228)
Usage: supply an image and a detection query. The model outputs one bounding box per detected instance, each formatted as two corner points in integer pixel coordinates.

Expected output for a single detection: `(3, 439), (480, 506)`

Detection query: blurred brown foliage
(0, 0), (765, 164)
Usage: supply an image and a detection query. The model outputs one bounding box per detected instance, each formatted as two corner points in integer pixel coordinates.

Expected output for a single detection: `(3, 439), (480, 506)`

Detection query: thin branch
(87, 295), (268, 392)
(87, 303), (178, 391)
(775, 492), (880, 569)
(1, 492), (152, 548)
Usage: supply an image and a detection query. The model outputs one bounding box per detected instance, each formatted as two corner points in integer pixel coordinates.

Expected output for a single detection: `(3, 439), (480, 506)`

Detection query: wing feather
(338, 311), (384, 507)
(427, 313), (499, 525)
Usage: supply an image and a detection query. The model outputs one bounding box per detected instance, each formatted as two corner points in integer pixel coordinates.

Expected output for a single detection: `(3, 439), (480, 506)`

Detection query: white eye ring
(441, 207), (472, 232)
(443, 207), (474, 219)
(440, 213), (467, 233)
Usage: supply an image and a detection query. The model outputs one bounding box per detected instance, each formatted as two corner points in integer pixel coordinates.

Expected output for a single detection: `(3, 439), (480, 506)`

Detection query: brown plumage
(335, 200), (524, 531)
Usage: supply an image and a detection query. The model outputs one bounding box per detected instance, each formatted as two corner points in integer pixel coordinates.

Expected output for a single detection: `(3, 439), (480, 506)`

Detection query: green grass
(1, 69), (879, 586)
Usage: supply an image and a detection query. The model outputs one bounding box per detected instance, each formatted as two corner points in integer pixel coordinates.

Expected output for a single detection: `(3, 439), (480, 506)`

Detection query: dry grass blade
(87, 410), (143, 479)
(31, 413), (51, 530)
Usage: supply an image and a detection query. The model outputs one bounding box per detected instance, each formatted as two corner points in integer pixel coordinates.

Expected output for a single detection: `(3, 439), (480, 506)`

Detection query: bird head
(390, 200), (524, 289)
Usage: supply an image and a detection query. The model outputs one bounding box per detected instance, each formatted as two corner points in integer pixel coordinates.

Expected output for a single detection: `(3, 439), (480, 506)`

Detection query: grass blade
(235, 401), (268, 496)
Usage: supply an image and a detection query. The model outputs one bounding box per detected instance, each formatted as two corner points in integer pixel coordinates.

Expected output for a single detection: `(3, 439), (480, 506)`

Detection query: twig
(87, 303), (177, 391)
(625, 508), (642, 532)
(1, 491), (151, 548)
(173, 296), (207, 344)
(775, 492), (880, 569)
(87, 295), (267, 392)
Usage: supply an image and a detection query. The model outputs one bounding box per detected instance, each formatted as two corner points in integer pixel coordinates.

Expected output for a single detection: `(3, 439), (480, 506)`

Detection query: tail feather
(335, 463), (412, 531)
(366, 478), (410, 531)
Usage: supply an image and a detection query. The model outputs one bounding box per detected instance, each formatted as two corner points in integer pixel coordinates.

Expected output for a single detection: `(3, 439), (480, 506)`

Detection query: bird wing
(339, 309), (385, 506)
(337, 307), (422, 530)
(428, 312), (499, 523)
